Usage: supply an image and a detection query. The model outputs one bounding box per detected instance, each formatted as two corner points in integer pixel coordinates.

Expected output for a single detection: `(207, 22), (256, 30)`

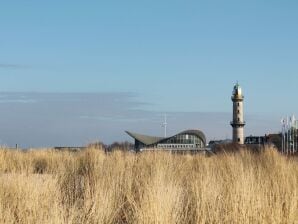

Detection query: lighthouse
(231, 83), (246, 144)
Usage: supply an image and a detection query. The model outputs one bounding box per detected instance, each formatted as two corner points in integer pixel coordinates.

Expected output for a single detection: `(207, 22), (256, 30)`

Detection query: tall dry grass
(0, 147), (297, 224)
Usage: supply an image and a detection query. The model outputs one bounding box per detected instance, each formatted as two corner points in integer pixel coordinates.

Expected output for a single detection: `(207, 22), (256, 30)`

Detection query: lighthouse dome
(233, 83), (242, 97)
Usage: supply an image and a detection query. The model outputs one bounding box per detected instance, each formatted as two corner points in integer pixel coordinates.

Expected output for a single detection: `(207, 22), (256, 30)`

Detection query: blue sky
(0, 1), (297, 147)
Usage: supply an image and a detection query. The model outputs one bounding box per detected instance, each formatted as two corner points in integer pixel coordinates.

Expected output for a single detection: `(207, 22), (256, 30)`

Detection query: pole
(293, 120), (296, 153)
(290, 116), (292, 154)
(282, 122), (284, 154)
(290, 115), (294, 154)
(287, 116), (289, 155)
(295, 120), (298, 152)
(162, 114), (167, 138)
(281, 118), (284, 154)
(293, 116), (296, 153)
(294, 120), (296, 153)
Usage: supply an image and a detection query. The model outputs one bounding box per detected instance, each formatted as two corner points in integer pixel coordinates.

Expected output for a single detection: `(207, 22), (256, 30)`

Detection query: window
(238, 138), (240, 142)
(237, 110), (240, 114)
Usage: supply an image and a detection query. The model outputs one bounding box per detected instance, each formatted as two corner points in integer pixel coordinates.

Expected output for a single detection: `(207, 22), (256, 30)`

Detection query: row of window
(157, 144), (202, 149)
(159, 134), (203, 145)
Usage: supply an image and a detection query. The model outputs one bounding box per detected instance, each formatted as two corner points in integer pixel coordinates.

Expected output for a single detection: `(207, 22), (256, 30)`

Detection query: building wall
(233, 126), (244, 144)
(231, 85), (245, 145)
(232, 100), (244, 144)
(233, 101), (244, 123)
(135, 140), (146, 152)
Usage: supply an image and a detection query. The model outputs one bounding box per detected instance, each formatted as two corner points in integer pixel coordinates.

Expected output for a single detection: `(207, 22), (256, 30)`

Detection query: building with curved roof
(126, 129), (206, 152)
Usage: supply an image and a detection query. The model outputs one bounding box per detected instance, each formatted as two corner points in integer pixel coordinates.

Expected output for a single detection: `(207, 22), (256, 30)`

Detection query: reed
(0, 147), (297, 224)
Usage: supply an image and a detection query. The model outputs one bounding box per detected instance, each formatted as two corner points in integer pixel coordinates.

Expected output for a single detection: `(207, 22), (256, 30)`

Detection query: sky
(0, 1), (297, 147)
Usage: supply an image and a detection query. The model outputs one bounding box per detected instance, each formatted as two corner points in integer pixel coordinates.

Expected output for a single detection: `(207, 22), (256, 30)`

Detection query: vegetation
(0, 147), (297, 224)
(87, 141), (134, 152)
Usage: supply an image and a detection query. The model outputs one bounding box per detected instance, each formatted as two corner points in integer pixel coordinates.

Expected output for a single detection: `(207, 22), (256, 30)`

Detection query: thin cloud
(0, 63), (29, 69)
(0, 92), (280, 147)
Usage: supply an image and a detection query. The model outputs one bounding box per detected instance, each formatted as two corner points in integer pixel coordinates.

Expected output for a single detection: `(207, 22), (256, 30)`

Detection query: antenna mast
(162, 114), (167, 138)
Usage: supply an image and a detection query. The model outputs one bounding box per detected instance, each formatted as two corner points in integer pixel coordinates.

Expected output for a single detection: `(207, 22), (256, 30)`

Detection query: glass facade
(158, 134), (204, 148)
(128, 130), (206, 151)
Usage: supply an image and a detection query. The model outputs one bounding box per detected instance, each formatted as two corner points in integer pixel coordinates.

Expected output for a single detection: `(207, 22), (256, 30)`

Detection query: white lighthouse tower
(231, 82), (246, 144)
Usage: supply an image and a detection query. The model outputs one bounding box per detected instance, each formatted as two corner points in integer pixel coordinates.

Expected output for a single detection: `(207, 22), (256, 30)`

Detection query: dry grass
(0, 147), (297, 224)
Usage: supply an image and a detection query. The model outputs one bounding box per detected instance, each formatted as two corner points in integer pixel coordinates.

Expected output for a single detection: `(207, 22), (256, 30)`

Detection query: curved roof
(125, 131), (164, 145)
(126, 129), (206, 146)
